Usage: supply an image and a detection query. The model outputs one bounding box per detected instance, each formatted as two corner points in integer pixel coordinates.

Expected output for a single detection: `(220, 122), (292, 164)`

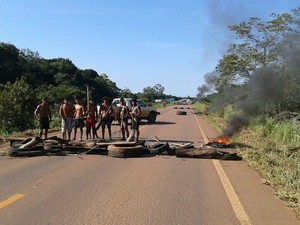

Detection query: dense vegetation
(196, 6), (300, 215)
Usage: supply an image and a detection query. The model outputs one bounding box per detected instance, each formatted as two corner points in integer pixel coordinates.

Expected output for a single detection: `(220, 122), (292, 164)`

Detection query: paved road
(0, 106), (299, 225)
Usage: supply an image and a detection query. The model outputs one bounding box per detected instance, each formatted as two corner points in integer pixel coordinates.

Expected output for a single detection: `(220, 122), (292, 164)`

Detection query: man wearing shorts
(34, 97), (51, 139)
(129, 98), (141, 142)
(59, 98), (73, 141)
(119, 98), (129, 141)
(73, 97), (85, 140)
(86, 99), (98, 139)
(100, 97), (113, 140)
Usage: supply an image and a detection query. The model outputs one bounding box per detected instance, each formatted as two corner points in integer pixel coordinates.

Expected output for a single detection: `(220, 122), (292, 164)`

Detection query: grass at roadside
(193, 102), (300, 216)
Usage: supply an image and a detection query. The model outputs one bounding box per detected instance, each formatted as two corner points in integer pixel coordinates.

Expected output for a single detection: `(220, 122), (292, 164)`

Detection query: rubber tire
(8, 147), (46, 157)
(147, 112), (157, 123)
(148, 142), (169, 155)
(107, 144), (144, 158)
(176, 111), (187, 115)
(9, 141), (45, 157)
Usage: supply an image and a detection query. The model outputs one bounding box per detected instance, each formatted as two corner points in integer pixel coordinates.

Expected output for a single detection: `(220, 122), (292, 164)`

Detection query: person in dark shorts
(34, 97), (51, 139)
(119, 98), (129, 140)
(129, 98), (141, 142)
(100, 97), (113, 140)
(73, 97), (85, 140)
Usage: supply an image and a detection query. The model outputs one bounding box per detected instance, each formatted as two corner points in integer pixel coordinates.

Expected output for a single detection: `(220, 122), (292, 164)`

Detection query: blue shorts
(40, 117), (50, 130)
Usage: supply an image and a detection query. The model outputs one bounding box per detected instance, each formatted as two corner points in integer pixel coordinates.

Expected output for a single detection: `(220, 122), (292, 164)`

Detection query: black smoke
(222, 67), (284, 137)
(196, 71), (219, 99)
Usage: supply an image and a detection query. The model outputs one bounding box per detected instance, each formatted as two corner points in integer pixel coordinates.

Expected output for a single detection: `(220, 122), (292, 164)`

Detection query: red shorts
(86, 117), (96, 129)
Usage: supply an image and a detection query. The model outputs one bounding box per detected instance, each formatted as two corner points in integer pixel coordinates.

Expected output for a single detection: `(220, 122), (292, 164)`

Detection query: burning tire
(107, 144), (144, 158)
(176, 111), (187, 115)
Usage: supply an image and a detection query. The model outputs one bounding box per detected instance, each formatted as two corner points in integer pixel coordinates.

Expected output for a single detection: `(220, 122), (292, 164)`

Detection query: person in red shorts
(86, 99), (98, 139)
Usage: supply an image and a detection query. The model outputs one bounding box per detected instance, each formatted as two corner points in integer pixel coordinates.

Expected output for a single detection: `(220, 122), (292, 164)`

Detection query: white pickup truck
(111, 98), (159, 123)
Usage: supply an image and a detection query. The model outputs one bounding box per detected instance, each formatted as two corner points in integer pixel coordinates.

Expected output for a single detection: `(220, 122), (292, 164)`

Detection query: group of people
(34, 97), (141, 142)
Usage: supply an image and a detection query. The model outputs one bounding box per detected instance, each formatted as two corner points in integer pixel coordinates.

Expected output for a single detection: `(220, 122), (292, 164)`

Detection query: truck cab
(112, 98), (158, 123)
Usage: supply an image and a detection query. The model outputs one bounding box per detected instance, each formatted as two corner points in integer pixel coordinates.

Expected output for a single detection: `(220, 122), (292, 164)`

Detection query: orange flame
(212, 137), (231, 145)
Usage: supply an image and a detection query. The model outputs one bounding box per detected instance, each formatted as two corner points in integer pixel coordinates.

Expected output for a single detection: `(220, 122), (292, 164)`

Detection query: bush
(0, 77), (37, 133)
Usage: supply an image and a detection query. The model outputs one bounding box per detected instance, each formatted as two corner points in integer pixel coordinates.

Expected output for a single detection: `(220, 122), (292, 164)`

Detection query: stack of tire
(8, 138), (45, 157)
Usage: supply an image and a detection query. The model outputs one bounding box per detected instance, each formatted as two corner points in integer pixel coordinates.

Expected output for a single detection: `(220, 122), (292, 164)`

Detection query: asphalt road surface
(0, 106), (299, 225)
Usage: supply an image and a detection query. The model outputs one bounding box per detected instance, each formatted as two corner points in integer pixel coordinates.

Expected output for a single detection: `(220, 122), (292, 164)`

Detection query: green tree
(0, 43), (24, 84)
(216, 12), (293, 89)
(119, 87), (133, 98)
(140, 84), (166, 102)
(0, 77), (37, 133)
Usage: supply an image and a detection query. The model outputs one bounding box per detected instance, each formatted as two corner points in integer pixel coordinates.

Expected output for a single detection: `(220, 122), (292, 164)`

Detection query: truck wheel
(147, 112), (157, 123)
(107, 144), (144, 158)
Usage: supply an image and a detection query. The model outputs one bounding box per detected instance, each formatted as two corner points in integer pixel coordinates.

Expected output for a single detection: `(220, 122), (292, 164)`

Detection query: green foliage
(0, 43), (122, 134)
(236, 118), (300, 213)
(192, 101), (209, 112)
(0, 43), (24, 84)
(216, 10), (296, 90)
(255, 117), (300, 146)
(140, 84), (166, 102)
(0, 77), (37, 133)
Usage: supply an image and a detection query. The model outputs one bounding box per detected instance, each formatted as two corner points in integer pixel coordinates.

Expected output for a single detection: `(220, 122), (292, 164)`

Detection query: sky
(0, 0), (299, 97)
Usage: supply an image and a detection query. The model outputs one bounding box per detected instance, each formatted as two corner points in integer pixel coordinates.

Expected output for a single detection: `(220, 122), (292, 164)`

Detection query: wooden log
(175, 148), (223, 159)
(175, 148), (242, 160)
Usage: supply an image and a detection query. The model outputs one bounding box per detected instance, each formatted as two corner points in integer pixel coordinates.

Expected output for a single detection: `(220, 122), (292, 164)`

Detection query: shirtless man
(86, 99), (98, 139)
(100, 97), (113, 140)
(59, 98), (73, 141)
(119, 98), (129, 141)
(129, 98), (141, 142)
(73, 97), (85, 140)
(34, 97), (51, 139)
